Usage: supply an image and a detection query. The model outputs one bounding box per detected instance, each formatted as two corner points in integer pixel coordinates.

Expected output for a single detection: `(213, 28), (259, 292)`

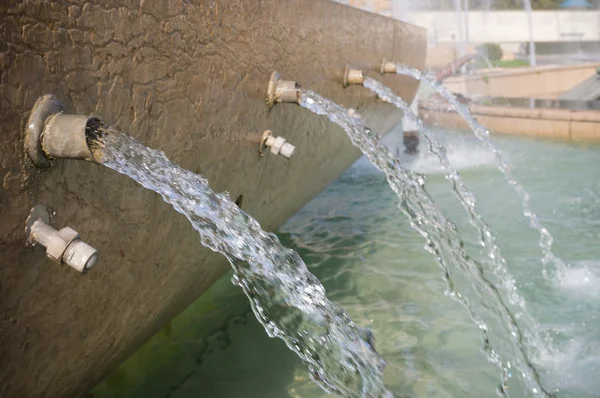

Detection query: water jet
(343, 63), (420, 154)
(294, 83), (550, 396)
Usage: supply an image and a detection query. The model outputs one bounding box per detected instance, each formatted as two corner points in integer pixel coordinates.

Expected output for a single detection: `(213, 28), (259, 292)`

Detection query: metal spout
(26, 94), (99, 168)
(267, 72), (300, 106)
(26, 204), (99, 274)
(380, 58), (397, 74)
(343, 65), (365, 87)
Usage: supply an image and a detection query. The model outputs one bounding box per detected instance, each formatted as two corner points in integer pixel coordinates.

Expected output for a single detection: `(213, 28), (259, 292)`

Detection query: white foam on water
(556, 261), (600, 297)
(536, 334), (600, 395)
(403, 141), (498, 175)
(536, 337), (581, 390)
(534, 260), (600, 394)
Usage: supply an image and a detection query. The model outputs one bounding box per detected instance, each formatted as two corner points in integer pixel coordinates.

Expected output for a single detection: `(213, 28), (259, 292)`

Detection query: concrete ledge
(444, 63), (600, 99)
(421, 104), (600, 141)
(470, 104), (600, 123)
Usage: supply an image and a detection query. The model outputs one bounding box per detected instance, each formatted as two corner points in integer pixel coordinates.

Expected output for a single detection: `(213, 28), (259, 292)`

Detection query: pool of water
(91, 127), (600, 398)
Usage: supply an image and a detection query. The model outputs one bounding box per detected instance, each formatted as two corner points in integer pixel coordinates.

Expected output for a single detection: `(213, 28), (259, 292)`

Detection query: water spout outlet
(380, 58), (397, 74)
(26, 94), (100, 168)
(266, 72), (300, 106)
(25, 204), (99, 273)
(343, 65), (364, 87)
(260, 130), (296, 159)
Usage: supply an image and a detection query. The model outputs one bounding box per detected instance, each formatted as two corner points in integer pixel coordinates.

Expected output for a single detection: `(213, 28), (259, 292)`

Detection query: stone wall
(0, 1), (425, 396)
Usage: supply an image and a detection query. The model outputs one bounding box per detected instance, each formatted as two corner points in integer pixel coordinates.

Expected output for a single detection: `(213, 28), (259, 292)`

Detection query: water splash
(557, 261), (600, 297)
(404, 138), (497, 174)
(87, 124), (394, 398)
(394, 64), (567, 282)
(298, 88), (550, 397)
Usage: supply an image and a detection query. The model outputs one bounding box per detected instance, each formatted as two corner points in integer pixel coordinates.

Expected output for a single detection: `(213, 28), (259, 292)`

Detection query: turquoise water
(94, 127), (600, 398)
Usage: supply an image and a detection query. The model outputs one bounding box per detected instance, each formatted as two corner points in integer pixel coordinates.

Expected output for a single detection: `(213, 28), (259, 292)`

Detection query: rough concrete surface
(0, 1), (425, 396)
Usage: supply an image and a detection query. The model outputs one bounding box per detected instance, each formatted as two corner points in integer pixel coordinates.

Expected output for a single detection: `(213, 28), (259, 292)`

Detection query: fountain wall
(0, 0), (425, 396)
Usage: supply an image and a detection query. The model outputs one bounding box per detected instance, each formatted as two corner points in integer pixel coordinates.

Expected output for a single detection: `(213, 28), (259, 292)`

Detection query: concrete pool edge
(421, 103), (600, 142)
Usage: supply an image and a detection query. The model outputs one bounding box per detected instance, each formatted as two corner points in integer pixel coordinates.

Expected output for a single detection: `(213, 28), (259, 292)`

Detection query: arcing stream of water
(86, 123), (393, 398)
(363, 76), (533, 324)
(394, 64), (566, 282)
(362, 75), (550, 377)
(298, 88), (549, 396)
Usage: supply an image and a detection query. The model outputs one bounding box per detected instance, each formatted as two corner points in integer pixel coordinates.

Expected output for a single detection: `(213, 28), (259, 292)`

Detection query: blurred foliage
(478, 42), (504, 61)
(474, 58), (529, 68)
